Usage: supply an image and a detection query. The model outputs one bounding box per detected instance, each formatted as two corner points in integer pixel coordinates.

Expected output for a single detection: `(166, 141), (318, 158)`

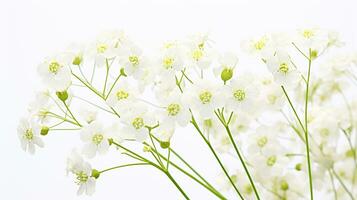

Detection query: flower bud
(56, 91), (68, 102)
(310, 50), (318, 60)
(160, 141), (170, 149)
(40, 126), (49, 136)
(280, 180), (289, 191)
(120, 68), (127, 77)
(221, 68), (233, 83)
(72, 55), (82, 66)
(91, 169), (100, 179)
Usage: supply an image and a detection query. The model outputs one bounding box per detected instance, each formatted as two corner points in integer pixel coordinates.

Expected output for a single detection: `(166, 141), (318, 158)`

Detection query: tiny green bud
(221, 68), (233, 83)
(160, 141), (170, 149)
(310, 50), (318, 60)
(295, 163), (302, 171)
(40, 126), (49, 136)
(280, 180), (289, 191)
(91, 169), (100, 179)
(72, 55), (82, 65)
(56, 91), (68, 102)
(120, 68), (127, 77)
(108, 138), (114, 145)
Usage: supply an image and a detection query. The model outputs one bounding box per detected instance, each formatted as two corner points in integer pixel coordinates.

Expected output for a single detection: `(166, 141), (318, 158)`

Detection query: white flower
(184, 34), (214, 69)
(37, 55), (72, 91)
(119, 103), (154, 142)
(224, 75), (259, 113)
(158, 91), (191, 128)
(241, 35), (273, 58)
(294, 28), (329, 53)
(67, 150), (96, 196)
(186, 79), (223, 119)
(266, 52), (300, 87)
(17, 118), (44, 154)
(80, 121), (110, 158)
(118, 41), (148, 79)
(106, 79), (140, 113)
(157, 41), (185, 72)
(88, 31), (126, 67)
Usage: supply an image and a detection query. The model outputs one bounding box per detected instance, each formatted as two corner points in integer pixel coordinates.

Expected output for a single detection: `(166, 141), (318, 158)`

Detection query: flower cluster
(18, 29), (357, 199)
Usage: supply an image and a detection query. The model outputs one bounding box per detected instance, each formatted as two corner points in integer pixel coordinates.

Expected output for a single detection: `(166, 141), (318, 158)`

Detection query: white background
(1, 0), (357, 199)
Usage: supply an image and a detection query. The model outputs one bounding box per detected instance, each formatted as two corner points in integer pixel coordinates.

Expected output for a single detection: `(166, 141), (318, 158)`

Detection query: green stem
(164, 170), (190, 200)
(111, 140), (190, 199)
(304, 49), (314, 200)
(332, 169), (355, 200)
(62, 101), (82, 127)
(103, 59), (110, 96)
(105, 74), (122, 100)
(99, 163), (149, 173)
(191, 114), (244, 199)
(149, 135), (226, 199)
(220, 116), (260, 200)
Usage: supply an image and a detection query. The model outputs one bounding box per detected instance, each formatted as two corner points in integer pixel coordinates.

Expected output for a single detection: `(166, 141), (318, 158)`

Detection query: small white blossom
(67, 150), (96, 195)
(80, 121), (110, 158)
(37, 55), (72, 91)
(17, 118), (44, 154)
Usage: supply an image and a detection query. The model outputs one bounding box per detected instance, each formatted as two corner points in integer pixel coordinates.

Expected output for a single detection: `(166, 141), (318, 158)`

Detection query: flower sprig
(18, 29), (357, 199)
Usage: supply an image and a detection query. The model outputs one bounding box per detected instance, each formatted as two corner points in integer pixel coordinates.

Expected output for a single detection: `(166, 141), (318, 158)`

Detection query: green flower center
(266, 155), (277, 166)
(167, 103), (180, 116)
(129, 55), (139, 66)
(257, 136), (268, 147)
(48, 61), (61, 74)
(233, 89), (246, 101)
(279, 63), (289, 74)
(254, 38), (266, 50)
(116, 90), (129, 100)
(199, 91), (212, 104)
(163, 57), (174, 69)
(92, 134), (104, 145)
(24, 129), (34, 140)
(132, 117), (144, 129)
(76, 171), (89, 184)
(192, 49), (203, 61)
(303, 30), (314, 39)
(97, 44), (108, 53)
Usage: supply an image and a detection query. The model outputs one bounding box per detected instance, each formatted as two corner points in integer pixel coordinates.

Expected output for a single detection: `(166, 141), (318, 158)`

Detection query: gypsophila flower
(80, 121), (110, 158)
(17, 118), (44, 154)
(37, 55), (72, 91)
(67, 150), (96, 195)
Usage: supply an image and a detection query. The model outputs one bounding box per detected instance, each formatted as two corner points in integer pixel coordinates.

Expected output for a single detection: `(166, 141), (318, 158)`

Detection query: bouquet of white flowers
(18, 28), (357, 199)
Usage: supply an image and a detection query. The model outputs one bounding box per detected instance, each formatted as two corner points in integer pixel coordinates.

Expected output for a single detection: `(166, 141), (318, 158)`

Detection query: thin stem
(332, 169), (355, 200)
(215, 111), (260, 200)
(62, 101), (82, 127)
(111, 140), (190, 199)
(73, 96), (115, 115)
(191, 114), (244, 199)
(105, 74), (122, 100)
(281, 86), (306, 134)
(149, 134), (226, 199)
(164, 170), (190, 200)
(99, 163), (149, 174)
(103, 59), (110, 95)
(304, 49), (314, 200)
(292, 42), (309, 60)
(328, 170), (338, 200)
